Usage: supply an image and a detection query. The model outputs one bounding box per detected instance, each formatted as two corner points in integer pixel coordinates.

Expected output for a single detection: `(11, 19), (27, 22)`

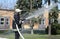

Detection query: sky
(0, 0), (17, 9)
(42, 0), (60, 10)
(0, 0), (60, 10)
(58, 0), (60, 10)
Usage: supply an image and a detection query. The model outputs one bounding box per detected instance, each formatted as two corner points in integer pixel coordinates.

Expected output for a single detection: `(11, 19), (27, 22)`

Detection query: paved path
(0, 37), (8, 39)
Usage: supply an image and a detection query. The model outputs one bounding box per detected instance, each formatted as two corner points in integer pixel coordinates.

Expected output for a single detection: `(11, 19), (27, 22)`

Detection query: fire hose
(16, 24), (25, 39)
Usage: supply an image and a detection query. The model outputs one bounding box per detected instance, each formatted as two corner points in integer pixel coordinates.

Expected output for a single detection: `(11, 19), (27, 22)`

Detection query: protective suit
(12, 12), (22, 39)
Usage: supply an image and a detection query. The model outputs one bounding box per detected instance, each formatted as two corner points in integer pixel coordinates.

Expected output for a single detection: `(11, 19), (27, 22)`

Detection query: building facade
(0, 9), (14, 30)
(0, 9), (49, 30)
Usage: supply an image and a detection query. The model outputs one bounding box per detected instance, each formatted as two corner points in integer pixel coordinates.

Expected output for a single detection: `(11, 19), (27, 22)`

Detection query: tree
(16, 0), (42, 12)
(16, 0), (46, 34)
(46, 1), (58, 35)
(30, 19), (34, 34)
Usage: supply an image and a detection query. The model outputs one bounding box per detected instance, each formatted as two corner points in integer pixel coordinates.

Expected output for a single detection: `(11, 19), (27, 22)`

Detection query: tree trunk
(30, 20), (34, 34)
(49, 24), (51, 35)
(31, 28), (34, 34)
(30, 0), (32, 12)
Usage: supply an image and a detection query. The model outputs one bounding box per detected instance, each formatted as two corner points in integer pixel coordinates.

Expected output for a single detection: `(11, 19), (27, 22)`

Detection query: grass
(0, 33), (60, 39)
(0, 33), (48, 39)
(22, 34), (48, 39)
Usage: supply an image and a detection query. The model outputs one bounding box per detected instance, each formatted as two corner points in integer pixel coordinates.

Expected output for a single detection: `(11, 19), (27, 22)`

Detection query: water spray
(25, 3), (58, 20)
(15, 2), (58, 39)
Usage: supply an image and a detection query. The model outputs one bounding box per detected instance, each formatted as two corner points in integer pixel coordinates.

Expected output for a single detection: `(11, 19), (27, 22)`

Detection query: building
(58, 11), (60, 24)
(0, 9), (14, 30)
(0, 9), (50, 30)
(23, 9), (49, 30)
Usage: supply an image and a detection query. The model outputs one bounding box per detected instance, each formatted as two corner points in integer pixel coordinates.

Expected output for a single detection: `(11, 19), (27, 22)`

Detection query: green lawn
(0, 33), (60, 39)
(0, 33), (48, 39)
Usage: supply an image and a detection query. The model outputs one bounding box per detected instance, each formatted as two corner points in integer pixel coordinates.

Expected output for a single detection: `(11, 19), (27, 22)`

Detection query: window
(0, 18), (4, 25)
(5, 18), (9, 25)
(0, 22), (4, 24)
(6, 22), (8, 24)
(39, 19), (41, 24)
(0, 16), (10, 30)
(1, 18), (4, 21)
(0, 17), (10, 25)
(6, 19), (8, 21)
(41, 19), (45, 25)
(42, 19), (44, 24)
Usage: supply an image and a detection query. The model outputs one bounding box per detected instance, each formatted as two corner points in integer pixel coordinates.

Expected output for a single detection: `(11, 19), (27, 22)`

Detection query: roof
(0, 9), (14, 11)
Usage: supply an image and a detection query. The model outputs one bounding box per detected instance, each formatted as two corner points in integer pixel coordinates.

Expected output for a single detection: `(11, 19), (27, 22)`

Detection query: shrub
(45, 24), (60, 35)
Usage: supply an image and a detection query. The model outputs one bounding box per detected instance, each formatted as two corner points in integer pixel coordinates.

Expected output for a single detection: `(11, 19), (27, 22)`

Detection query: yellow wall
(44, 9), (49, 28)
(0, 10), (14, 29)
(58, 12), (60, 19)
(0, 9), (49, 30)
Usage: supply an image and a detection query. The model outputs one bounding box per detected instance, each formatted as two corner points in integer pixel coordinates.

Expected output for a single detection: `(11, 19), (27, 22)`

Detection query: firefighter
(12, 9), (22, 39)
